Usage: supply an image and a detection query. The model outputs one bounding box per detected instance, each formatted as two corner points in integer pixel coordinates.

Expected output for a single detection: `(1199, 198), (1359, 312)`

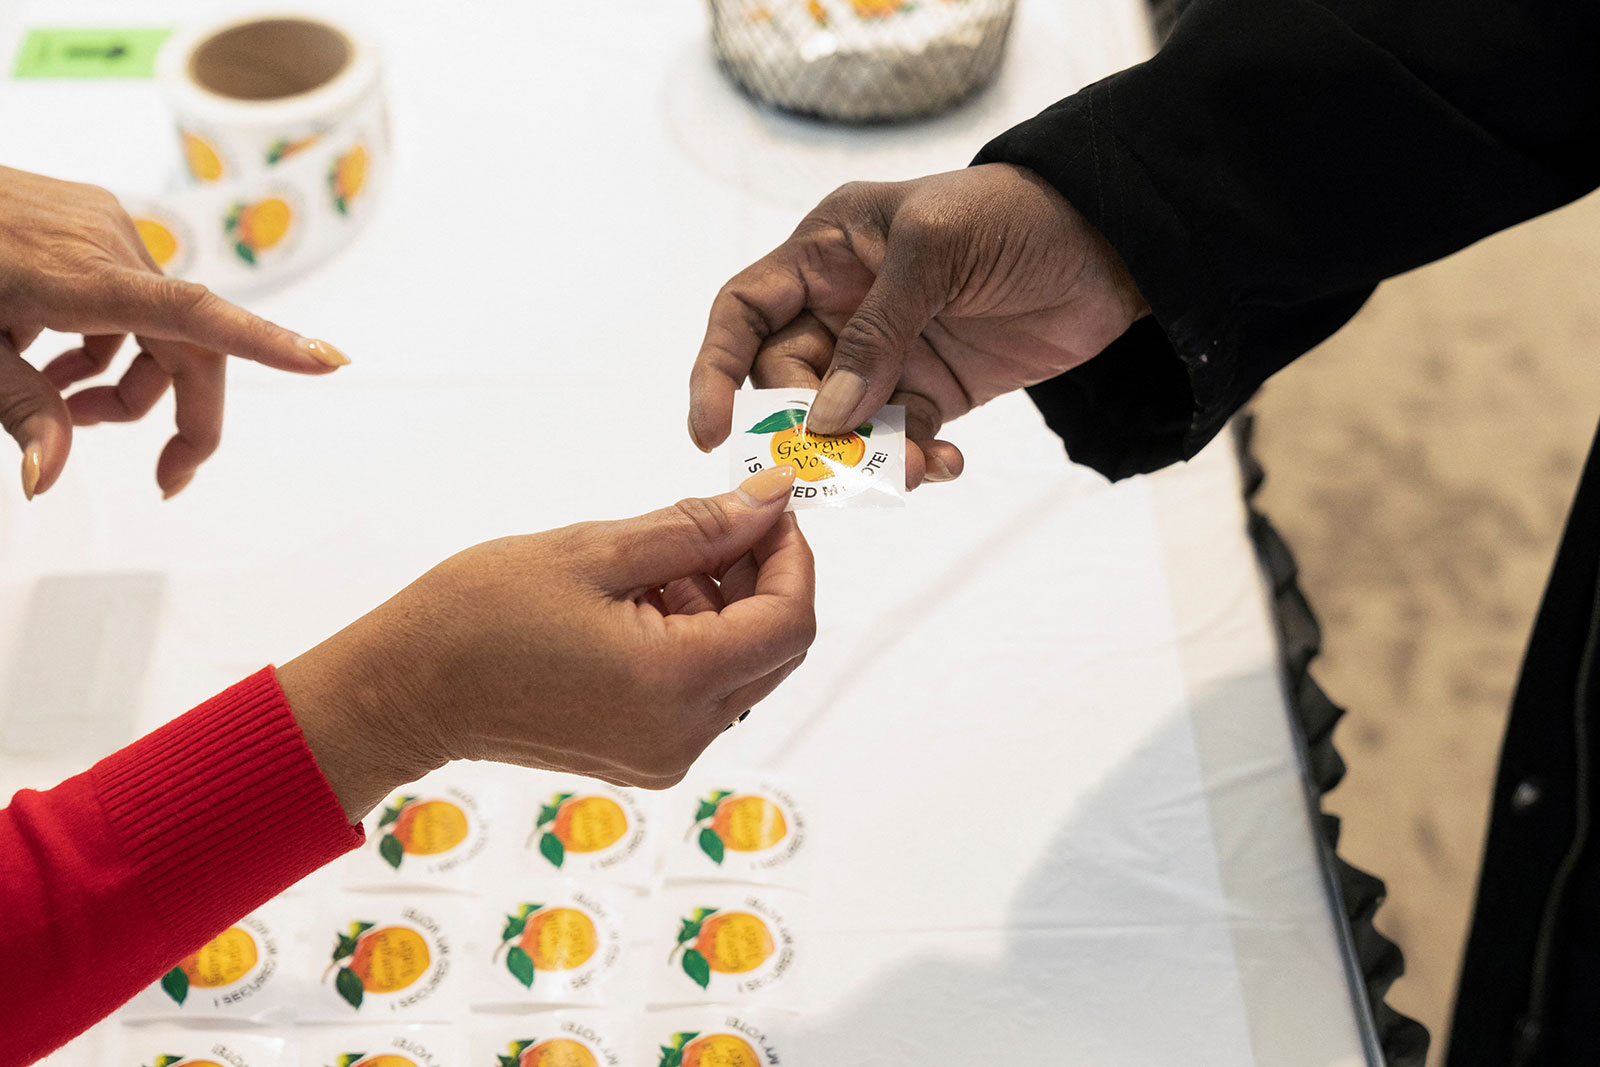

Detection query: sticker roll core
(187, 18), (352, 101)
(121, 11), (389, 294)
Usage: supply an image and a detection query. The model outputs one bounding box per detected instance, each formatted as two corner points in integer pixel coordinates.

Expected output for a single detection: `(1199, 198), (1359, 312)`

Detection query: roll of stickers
(122, 13), (388, 294)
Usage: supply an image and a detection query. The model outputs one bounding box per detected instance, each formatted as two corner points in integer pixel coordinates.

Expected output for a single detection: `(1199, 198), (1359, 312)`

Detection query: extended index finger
(689, 251), (810, 452)
(50, 268), (348, 376)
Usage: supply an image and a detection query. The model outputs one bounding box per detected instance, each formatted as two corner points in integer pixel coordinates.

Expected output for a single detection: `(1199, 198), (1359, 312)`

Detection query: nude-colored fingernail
(807, 370), (867, 434)
(162, 472), (194, 500)
(737, 464), (796, 505)
(688, 412), (711, 454)
(21, 442), (41, 501)
(299, 338), (350, 367)
(924, 453), (956, 482)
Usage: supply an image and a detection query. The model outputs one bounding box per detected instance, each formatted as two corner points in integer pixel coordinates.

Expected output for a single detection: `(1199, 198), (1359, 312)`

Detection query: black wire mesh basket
(710, 0), (1019, 123)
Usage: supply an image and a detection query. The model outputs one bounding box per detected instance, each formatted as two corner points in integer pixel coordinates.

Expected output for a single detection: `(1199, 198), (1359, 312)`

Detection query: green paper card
(12, 28), (172, 79)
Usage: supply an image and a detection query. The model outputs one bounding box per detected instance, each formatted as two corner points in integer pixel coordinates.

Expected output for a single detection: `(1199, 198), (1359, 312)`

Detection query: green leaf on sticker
(334, 197), (349, 216)
(694, 790), (732, 822)
(692, 907), (719, 922)
(497, 1056), (519, 1067)
(676, 917), (703, 946)
(539, 831), (565, 868)
(349, 921), (375, 939)
(537, 793), (575, 828)
(234, 242), (255, 265)
(379, 833), (404, 869)
(682, 949), (712, 990)
(159, 965), (189, 1005)
(154, 1054), (184, 1067)
(332, 934), (357, 961)
(856, 422), (873, 437)
(377, 804), (402, 829)
(337, 1054), (365, 1067)
(698, 827), (726, 866)
(746, 409), (807, 435)
(671, 1034), (698, 1052)
(507, 1041), (534, 1058)
(506, 945), (535, 988)
(335, 965), (364, 1009)
(501, 911), (529, 943)
(657, 1050), (682, 1067)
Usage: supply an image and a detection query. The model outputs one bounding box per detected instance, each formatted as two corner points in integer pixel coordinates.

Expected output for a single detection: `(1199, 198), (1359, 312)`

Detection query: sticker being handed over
(729, 388), (904, 509)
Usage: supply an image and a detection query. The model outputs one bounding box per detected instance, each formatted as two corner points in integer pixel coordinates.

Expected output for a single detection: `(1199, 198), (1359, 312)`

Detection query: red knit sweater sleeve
(0, 667), (364, 1066)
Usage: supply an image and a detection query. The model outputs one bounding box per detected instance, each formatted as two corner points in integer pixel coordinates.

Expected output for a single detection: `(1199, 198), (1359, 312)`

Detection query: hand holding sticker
(688, 166), (1148, 486)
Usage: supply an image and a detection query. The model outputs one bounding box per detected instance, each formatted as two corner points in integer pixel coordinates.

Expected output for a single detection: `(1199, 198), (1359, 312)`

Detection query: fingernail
(688, 412), (711, 454)
(736, 464), (796, 505)
(299, 338), (350, 367)
(738, 709), (751, 722)
(162, 472), (194, 500)
(807, 370), (868, 434)
(20, 442), (41, 501)
(924, 453), (956, 482)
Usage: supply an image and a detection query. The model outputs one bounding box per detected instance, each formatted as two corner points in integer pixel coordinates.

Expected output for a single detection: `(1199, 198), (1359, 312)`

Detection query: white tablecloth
(0, 1), (1371, 1063)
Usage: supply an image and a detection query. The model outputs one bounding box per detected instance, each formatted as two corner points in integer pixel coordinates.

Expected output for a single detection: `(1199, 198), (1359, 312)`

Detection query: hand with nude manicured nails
(0, 165), (349, 501)
(277, 465), (816, 821)
(688, 163), (1149, 488)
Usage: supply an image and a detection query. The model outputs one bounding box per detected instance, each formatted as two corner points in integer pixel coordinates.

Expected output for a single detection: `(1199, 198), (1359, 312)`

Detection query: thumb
(599, 466), (798, 591)
(0, 339), (72, 500)
(807, 228), (949, 434)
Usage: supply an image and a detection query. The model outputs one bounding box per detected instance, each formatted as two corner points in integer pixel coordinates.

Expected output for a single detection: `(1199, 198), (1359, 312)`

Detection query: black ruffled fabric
(1234, 413), (1431, 1067)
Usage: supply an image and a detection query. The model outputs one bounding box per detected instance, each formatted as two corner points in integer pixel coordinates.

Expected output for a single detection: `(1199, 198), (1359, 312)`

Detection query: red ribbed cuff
(91, 667), (363, 952)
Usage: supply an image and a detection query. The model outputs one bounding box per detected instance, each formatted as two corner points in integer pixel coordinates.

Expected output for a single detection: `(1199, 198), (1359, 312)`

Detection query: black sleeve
(974, 0), (1600, 480)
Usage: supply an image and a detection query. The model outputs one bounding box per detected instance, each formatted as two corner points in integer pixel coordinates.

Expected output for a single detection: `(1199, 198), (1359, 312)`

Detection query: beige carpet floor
(1250, 193), (1600, 1064)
